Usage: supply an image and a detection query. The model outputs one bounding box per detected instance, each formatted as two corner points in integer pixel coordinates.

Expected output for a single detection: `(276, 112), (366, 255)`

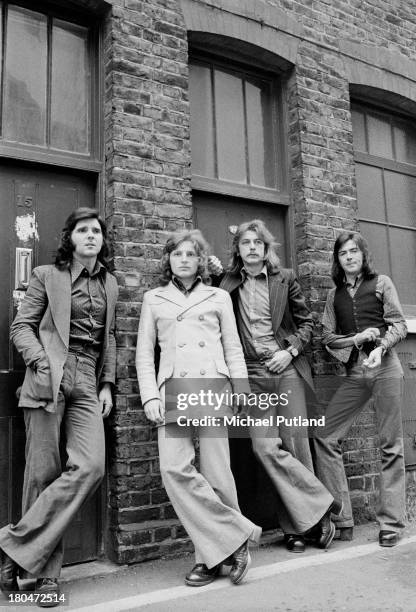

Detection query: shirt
(322, 274), (407, 363)
(69, 259), (107, 349)
(236, 265), (279, 359)
(172, 275), (202, 296)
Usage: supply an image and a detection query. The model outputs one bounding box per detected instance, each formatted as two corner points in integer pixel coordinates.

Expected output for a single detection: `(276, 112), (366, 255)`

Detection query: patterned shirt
(69, 259), (107, 349)
(322, 274), (407, 363)
(236, 265), (279, 359)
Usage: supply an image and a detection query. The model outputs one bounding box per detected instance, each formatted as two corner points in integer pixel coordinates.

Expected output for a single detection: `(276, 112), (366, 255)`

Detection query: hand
(264, 350), (292, 374)
(354, 327), (380, 345)
(98, 383), (113, 418)
(144, 398), (165, 424)
(207, 255), (223, 276)
(363, 346), (383, 369)
(232, 392), (248, 416)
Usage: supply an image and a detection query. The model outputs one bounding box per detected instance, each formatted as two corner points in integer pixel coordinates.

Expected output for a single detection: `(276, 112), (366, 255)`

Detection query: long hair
(331, 231), (377, 288)
(228, 219), (281, 274)
(159, 229), (211, 285)
(54, 207), (111, 270)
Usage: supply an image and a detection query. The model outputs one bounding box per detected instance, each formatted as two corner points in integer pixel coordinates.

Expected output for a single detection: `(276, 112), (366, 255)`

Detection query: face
(238, 230), (266, 268)
(337, 239), (364, 276)
(169, 240), (200, 283)
(70, 218), (103, 261)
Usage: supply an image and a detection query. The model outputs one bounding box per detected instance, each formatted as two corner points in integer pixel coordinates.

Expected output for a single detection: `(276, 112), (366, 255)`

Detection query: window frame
(0, 0), (102, 172)
(352, 100), (416, 323)
(189, 51), (290, 207)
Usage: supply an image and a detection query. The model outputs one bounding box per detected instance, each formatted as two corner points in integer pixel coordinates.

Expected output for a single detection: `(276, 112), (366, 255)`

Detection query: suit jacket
(10, 264), (118, 412)
(220, 268), (314, 390)
(136, 281), (250, 409)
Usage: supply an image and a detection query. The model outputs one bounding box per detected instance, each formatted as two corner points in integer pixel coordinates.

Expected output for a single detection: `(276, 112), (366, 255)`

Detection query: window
(351, 103), (416, 308)
(189, 56), (288, 205)
(0, 2), (99, 167)
(189, 54), (288, 265)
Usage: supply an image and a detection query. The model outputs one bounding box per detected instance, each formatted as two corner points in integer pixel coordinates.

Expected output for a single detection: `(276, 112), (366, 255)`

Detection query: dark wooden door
(194, 192), (287, 529)
(0, 163), (102, 565)
(396, 335), (416, 469)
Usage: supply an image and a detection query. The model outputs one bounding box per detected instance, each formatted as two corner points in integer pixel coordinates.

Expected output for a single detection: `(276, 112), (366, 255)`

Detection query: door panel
(397, 336), (416, 468)
(194, 192), (287, 529)
(194, 193), (287, 266)
(0, 163), (101, 564)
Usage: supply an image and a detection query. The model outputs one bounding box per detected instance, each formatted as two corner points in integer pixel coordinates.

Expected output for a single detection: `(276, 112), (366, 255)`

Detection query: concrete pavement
(2, 523), (416, 611)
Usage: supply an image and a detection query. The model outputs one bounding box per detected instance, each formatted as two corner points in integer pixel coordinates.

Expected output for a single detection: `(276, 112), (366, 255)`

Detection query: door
(0, 163), (102, 565)
(194, 191), (287, 529)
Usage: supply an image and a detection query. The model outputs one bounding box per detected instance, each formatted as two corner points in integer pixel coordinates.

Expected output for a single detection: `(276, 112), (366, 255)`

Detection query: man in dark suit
(0, 208), (118, 606)
(219, 219), (338, 553)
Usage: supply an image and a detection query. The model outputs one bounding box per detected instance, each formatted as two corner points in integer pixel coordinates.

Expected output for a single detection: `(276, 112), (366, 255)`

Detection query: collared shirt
(322, 274), (407, 363)
(172, 275), (202, 296)
(69, 259), (107, 349)
(236, 265), (279, 359)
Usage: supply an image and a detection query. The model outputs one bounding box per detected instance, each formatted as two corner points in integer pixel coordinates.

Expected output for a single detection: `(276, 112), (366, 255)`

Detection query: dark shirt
(172, 275), (202, 296)
(69, 259), (107, 350)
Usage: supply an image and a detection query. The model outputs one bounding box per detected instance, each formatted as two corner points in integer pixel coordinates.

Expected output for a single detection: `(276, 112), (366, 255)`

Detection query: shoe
(35, 578), (60, 607)
(184, 563), (220, 587)
(284, 534), (305, 553)
(337, 527), (354, 541)
(0, 548), (19, 593)
(229, 540), (251, 585)
(317, 512), (336, 549)
(379, 530), (399, 547)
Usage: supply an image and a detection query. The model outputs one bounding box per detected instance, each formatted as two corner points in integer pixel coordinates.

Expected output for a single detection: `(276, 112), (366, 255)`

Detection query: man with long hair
(219, 219), (339, 553)
(0, 208), (118, 605)
(136, 229), (262, 587)
(312, 231), (407, 547)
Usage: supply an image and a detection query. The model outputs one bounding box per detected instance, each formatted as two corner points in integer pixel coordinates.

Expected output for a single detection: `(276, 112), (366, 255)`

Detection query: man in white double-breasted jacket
(136, 229), (261, 588)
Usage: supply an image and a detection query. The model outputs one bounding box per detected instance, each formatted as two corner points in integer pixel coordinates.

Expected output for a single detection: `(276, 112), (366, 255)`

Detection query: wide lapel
(179, 283), (216, 315)
(155, 282), (188, 308)
(155, 282), (216, 315)
(220, 272), (242, 295)
(269, 271), (288, 334)
(45, 267), (71, 348)
(104, 272), (118, 339)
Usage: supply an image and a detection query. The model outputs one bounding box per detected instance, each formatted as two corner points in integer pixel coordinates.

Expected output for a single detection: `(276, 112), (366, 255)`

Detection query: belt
(68, 343), (100, 359)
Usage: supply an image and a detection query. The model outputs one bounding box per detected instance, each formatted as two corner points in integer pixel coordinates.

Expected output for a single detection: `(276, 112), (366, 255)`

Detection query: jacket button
(180, 371), (187, 377)
(199, 315), (204, 320)
(200, 369), (206, 375)
(199, 341), (205, 347)
(177, 315), (183, 321)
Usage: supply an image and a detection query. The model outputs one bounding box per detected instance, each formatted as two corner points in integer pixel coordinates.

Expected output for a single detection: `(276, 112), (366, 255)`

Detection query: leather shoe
(0, 548), (19, 593)
(35, 578), (60, 607)
(379, 530), (399, 547)
(284, 534), (305, 553)
(185, 563), (220, 587)
(317, 512), (336, 549)
(229, 540), (251, 585)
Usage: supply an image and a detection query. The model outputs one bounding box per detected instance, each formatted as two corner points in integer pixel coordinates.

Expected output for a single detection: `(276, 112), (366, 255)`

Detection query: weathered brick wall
(102, 0), (416, 562)
(103, 0), (193, 563)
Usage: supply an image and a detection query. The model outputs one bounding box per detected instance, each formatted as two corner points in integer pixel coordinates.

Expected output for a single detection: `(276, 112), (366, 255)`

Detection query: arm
(322, 287), (383, 363)
(377, 275), (407, 352)
(364, 276), (408, 369)
(10, 267), (49, 368)
(135, 293), (164, 423)
(284, 270), (314, 354)
(218, 292), (250, 395)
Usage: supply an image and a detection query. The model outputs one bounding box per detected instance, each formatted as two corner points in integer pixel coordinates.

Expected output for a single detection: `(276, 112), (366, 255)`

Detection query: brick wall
(103, 0), (193, 563)
(102, 0), (416, 561)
